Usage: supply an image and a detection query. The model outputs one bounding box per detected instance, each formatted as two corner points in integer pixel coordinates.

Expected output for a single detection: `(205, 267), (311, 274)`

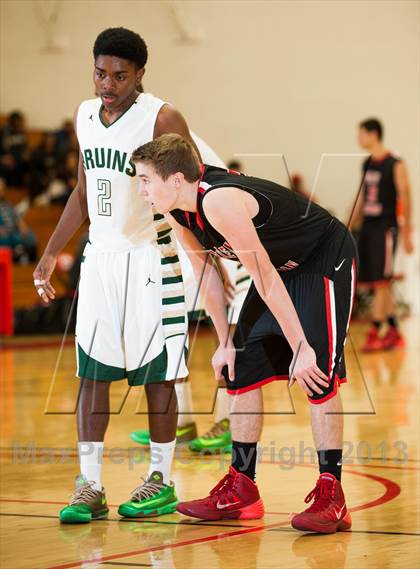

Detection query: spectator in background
(28, 131), (58, 200)
(0, 111), (29, 187)
(55, 119), (74, 158)
(40, 149), (78, 206)
(0, 178), (37, 263)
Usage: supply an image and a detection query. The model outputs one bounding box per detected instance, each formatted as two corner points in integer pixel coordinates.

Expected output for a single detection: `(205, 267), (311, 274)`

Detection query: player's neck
(369, 143), (388, 160)
(176, 180), (199, 212)
(100, 90), (139, 123)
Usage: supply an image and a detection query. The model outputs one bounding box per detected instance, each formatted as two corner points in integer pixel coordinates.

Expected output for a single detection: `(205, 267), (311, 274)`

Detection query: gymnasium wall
(1, 0), (419, 308)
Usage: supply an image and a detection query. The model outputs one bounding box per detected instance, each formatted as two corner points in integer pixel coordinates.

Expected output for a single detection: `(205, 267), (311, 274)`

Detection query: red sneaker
(291, 473), (352, 534)
(362, 327), (383, 352)
(382, 326), (405, 349)
(176, 466), (264, 521)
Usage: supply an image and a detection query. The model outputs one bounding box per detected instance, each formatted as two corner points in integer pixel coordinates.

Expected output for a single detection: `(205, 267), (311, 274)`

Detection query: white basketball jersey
(77, 92), (225, 251)
(77, 92), (165, 251)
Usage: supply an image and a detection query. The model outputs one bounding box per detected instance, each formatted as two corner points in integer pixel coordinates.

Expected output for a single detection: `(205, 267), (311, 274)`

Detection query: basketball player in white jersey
(32, 27), (237, 523)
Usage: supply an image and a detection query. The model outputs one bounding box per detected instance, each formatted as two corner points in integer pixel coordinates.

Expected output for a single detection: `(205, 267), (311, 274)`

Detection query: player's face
(136, 162), (178, 214)
(94, 55), (144, 110)
(358, 127), (375, 150)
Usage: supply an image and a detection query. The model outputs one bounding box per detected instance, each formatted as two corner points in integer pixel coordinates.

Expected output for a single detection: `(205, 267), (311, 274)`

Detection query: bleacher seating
(12, 209), (87, 308)
(0, 115), (87, 310)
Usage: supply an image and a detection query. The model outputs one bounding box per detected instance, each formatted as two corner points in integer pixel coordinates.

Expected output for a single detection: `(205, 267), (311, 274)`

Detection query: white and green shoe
(118, 471), (178, 518)
(59, 475), (109, 524)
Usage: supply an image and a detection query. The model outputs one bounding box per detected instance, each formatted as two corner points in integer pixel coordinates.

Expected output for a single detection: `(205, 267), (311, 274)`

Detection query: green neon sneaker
(118, 471), (178, 518)
(59, 475), (109, 524)
(188, 418), (232, 453)
(129, 422), (198, 446)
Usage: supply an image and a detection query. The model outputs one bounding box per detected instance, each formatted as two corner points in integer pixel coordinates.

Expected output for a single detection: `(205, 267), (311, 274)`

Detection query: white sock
(78, 442), (103, 491)
(175, 381), (195, 426)
(148, 439), (176, 485)
(215, 388), (230, 423)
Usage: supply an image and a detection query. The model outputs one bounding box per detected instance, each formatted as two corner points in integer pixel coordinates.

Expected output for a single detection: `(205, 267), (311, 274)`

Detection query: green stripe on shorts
(157, 236), (172, 245)
(162, 275), (183, 285)
(163, 316), (186, 325)
(162, 295), (185, 305)
(161, 255), (179, 265)
(127, 346), (167, 386)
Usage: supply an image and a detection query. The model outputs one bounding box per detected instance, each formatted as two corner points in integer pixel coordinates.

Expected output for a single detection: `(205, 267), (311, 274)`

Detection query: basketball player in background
(351, 118), (414, 352)
(32, 27), (234, 524)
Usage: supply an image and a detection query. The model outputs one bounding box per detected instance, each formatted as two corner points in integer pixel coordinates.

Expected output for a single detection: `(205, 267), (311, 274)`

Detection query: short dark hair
(132, 134), (201, 183)
(93, 27), (148, 68)
(359, 118), (383, 141)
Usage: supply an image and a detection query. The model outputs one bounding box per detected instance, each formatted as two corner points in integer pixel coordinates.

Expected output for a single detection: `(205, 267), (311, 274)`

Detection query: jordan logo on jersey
(82, 147), (136, 177)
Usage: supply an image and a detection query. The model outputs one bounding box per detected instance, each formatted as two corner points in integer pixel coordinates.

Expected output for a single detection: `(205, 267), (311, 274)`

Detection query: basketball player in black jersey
(351, 118), (413, 352)
(131, 134), (358, 534)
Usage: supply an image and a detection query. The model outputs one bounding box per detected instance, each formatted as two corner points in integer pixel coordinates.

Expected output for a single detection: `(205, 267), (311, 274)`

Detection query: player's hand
(212, 341), (236, 382)
(33, 253), (57, 304)
(402, 228), (414, 254)
(288, 342), (329, 396)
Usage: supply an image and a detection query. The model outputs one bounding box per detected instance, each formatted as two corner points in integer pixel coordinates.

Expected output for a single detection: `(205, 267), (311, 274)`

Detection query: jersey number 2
(97, 179), (111, 216)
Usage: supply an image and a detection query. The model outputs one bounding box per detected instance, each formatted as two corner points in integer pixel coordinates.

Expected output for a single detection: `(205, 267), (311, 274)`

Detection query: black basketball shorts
(223, 222), (358, 404)
(358, 219), (398, 286)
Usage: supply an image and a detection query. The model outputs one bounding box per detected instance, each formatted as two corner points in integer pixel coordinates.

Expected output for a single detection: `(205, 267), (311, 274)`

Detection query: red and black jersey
(170, 165), (336, 272)
(361, 154), (400, 224)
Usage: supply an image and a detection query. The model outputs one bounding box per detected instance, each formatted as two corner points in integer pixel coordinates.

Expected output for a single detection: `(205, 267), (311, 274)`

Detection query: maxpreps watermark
(11, 439), (409, 470)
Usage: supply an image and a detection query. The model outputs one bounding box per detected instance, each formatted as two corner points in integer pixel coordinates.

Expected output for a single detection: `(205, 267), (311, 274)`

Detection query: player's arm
(153, 105), (202, 160)
(165, 213), (236, 381)
(33, 107), (88, 303)
(394, 160), (414, 254)
(203, 188), (329, 396)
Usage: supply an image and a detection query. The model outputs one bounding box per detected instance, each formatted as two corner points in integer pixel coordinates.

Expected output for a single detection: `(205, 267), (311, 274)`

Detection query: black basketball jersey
(361, 154), (400, 223)
(171, 165), (336, 272)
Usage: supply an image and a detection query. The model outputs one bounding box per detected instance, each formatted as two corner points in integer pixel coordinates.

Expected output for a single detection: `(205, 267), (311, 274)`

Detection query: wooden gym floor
(0, 319), (419, 569)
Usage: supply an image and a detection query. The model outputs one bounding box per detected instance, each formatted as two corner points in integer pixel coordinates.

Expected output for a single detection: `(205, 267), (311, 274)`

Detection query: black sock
(232, 441), (257, 482)
(387, 315), (398, 329)
(372, 320), (382, 329)
(317, 449), (342, 481)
